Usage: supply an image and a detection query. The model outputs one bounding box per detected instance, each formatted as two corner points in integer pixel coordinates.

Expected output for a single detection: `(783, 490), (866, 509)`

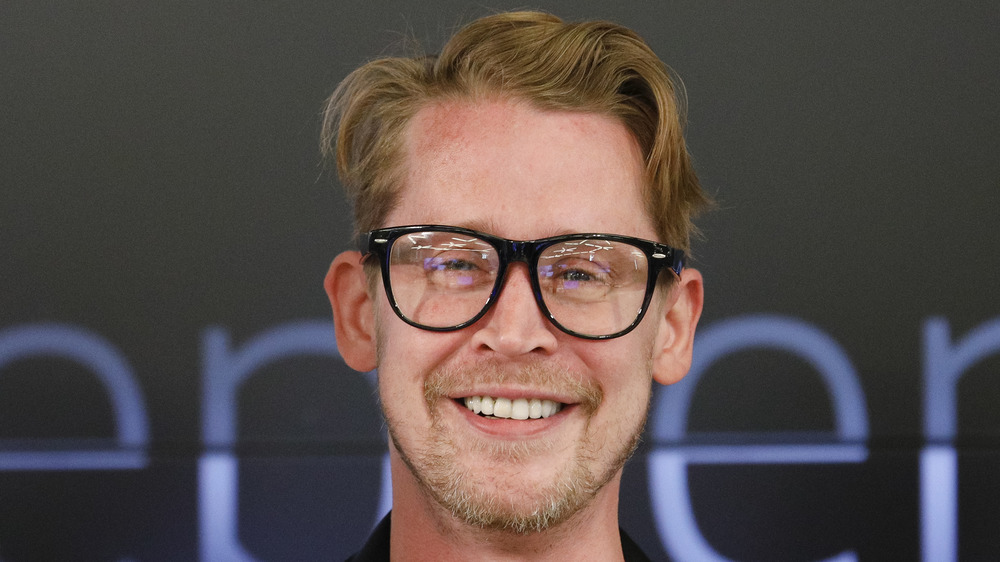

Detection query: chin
(436, 464), (601, 534)
(399, 432), (632, 535)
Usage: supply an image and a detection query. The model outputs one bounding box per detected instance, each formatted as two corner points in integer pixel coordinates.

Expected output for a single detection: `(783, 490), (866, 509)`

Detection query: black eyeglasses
(359, 225), (685, 340)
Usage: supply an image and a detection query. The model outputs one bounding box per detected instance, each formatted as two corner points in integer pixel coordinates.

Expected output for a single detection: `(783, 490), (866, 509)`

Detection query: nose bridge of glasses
(490, 239), (546, 313)
(502, 239), (535, 265)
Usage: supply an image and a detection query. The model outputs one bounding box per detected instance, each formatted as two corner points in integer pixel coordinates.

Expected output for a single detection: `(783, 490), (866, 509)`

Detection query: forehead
(389, 98), (654, 241)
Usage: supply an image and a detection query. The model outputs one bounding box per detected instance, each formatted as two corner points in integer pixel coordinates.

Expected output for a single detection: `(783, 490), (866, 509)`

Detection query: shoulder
(620, 527), (654, 562)
(344, 512), (391, 562)
(346, 514), (651, 561)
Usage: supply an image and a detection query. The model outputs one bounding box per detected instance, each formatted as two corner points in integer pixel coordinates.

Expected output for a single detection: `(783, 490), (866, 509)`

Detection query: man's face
(373, 98), (670, 533)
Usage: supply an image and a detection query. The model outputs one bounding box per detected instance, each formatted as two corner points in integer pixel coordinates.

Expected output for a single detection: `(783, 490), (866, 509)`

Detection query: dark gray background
(2, 1), (998, 560)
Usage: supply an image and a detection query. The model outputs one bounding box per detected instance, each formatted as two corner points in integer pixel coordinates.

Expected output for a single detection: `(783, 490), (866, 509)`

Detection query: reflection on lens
(389, 232), (498, 328)
(538, 239), (648, 336)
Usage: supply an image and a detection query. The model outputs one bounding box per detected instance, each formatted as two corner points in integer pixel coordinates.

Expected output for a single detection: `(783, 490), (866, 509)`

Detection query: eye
(423, 251), (496, 290)
(559, 268), (602, 283)
(555, 258), (611, 280)
(429, 257), (480, 272)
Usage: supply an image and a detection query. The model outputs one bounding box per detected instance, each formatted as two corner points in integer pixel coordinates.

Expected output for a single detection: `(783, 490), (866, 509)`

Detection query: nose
(469, 263), (559, 356)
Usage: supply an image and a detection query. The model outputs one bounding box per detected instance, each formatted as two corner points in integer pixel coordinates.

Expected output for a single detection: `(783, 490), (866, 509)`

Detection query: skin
(326, 98), (703, 561)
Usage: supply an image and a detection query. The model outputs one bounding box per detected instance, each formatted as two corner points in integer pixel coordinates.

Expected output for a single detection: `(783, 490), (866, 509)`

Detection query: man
(322, 11), (709, 561)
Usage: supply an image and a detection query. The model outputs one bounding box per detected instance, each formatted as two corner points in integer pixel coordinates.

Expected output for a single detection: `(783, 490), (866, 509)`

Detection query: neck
(387, 453), (626, 562)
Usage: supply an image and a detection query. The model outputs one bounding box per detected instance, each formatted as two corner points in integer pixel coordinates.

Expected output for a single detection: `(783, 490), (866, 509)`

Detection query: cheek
(572, 332), (657, 383)
(578, 339), (656, 414)
(374, 311), (467, 383)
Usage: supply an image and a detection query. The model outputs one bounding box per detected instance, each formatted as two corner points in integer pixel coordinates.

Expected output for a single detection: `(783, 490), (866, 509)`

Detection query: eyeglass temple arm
(358, 231), (389, 254)
(663, 247), (686, 277)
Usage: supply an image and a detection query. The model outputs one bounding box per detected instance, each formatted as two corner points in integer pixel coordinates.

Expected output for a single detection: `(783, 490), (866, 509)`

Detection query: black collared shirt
(345, 512), (653, 561)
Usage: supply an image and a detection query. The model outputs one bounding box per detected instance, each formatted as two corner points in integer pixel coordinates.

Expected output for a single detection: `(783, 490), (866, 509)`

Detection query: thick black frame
(359, 225), (686, 340)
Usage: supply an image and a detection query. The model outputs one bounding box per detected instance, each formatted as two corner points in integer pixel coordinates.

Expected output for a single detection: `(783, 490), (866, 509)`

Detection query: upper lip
(449, 388), (574, 404)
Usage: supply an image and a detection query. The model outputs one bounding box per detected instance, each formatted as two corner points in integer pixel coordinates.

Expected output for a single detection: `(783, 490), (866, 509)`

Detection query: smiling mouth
(460, 396), (564, 420)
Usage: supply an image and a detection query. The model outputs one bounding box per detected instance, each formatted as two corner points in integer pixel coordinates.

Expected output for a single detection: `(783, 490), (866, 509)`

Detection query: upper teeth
(463, 396), (562, 419)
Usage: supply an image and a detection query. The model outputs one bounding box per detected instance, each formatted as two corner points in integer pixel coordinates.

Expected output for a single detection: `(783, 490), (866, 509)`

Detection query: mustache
(423, 358), (603, 415)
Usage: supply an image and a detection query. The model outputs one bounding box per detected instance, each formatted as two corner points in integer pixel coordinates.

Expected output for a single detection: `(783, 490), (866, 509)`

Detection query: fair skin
(327, 98), (703, 561)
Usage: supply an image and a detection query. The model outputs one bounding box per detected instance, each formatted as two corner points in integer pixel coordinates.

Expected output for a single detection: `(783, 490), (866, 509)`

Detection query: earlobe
(651, 268), (704, 386)
(325, 251), (378, 372)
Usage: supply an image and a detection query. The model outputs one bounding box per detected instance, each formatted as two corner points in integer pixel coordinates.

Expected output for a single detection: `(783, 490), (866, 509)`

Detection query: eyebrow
(452, 218), (501, 236)
(446, 219), (579, 241)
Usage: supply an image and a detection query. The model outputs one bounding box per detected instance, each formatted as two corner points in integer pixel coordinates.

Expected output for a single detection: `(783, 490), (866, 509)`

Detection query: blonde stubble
(380, 357), (650, 534)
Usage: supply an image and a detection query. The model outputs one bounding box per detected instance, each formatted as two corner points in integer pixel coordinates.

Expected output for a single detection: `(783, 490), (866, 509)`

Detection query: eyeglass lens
(386, 230), (650, 337)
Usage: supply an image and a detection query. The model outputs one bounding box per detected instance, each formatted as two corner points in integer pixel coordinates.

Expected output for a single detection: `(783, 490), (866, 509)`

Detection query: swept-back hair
(321, 11), (710, 250)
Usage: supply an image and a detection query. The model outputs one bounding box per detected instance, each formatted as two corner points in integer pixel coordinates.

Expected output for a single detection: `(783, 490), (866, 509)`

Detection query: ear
(325, 251), (378, 372)
(651, 268), (704, 386)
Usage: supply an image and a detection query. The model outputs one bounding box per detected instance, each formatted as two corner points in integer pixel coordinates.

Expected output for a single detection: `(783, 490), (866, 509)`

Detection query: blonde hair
(321, 11), (710, 250)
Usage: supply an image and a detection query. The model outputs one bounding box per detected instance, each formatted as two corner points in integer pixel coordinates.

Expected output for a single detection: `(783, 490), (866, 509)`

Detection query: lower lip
(452, 399), (572, 437)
